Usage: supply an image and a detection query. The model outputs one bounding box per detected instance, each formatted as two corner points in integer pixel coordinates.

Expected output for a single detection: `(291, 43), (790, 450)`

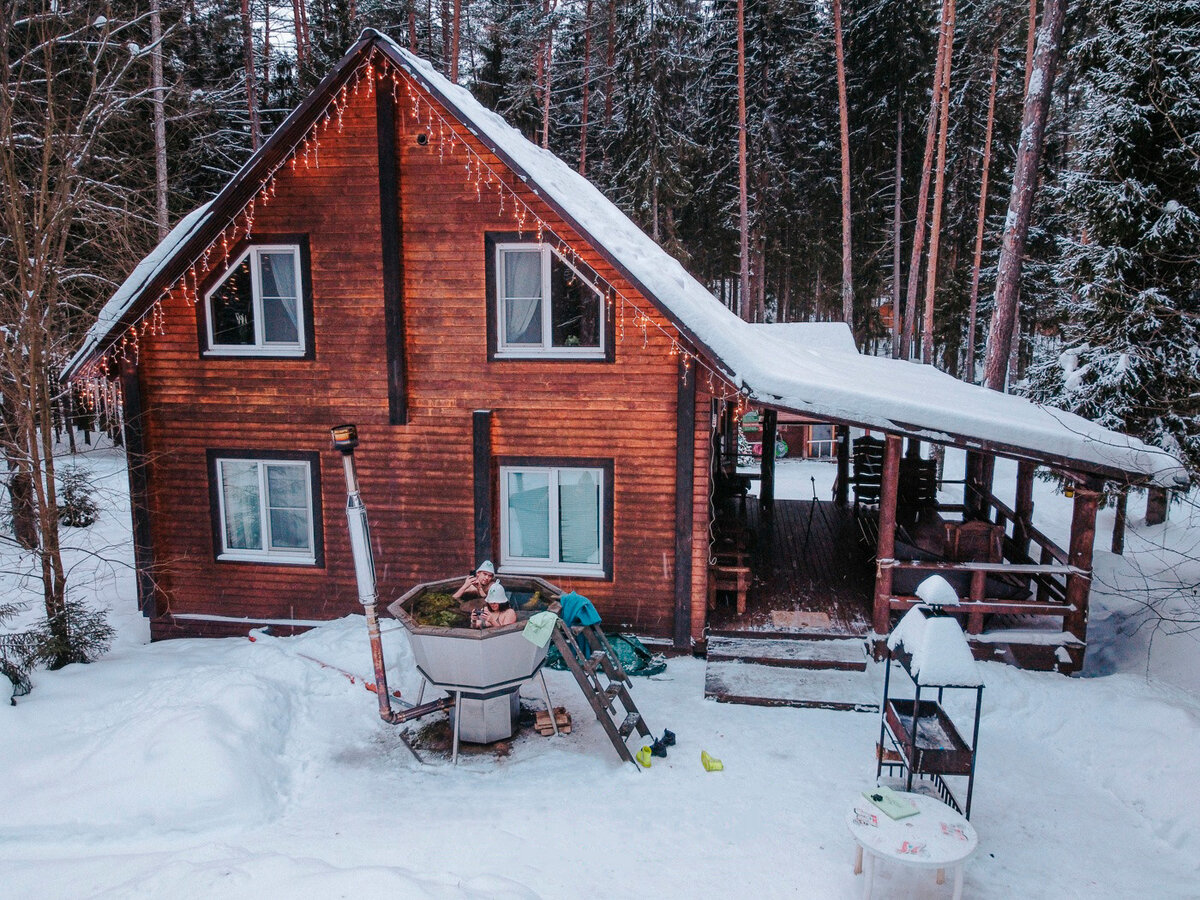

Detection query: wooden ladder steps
(550, 619), (651, 766)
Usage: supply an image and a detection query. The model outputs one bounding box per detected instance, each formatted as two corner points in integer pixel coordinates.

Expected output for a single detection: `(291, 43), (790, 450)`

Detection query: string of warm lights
(77, 48), (744, 415)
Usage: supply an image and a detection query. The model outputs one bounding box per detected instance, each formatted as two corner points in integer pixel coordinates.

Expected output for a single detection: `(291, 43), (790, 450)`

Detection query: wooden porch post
(964, 451), (995, 521)
(835, 425), (850, 506)
(377, 81), (408, 425)
(760, 409), (777, 514)
(1112, 486), (1128, 555)
(472, 410), (493, 565)
(673, 358), (696, 649)
(1064, 476), (1102, 641)
(120, 359), (157, 617)
(1013, 460), (1036, 561)
(873, 434), (903, 636)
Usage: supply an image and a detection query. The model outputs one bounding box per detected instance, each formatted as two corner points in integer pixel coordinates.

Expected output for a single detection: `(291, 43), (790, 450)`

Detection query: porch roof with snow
(64, 30), (1185, 486)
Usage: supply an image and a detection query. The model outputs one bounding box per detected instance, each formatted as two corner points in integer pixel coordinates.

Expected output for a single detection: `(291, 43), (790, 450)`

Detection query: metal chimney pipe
(331, 424), (400, 724)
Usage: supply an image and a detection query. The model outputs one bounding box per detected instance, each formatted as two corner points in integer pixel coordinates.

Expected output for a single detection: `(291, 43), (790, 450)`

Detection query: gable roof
(64, 30), (1186, 486)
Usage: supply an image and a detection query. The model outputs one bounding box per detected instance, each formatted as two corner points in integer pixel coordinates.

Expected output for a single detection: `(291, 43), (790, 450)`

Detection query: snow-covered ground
(3, 447), (1199, 898)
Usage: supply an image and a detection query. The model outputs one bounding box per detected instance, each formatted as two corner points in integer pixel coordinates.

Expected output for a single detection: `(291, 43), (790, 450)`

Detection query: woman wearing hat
(453, 560), (497, 601)
(472, 581), (517, 629)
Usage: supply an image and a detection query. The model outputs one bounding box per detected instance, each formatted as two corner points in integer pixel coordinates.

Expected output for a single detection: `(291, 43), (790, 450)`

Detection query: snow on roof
(64, 201), (212, 376)
(64, 31), (1185, 485)
(750, 321), (859, 354)
(887, 606), (984, 687)
(382, 39), (1184, 485)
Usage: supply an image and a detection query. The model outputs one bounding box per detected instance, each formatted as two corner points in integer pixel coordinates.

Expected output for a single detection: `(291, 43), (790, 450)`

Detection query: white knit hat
(485, 581), (509, 606)
(476, 560), (496, 575)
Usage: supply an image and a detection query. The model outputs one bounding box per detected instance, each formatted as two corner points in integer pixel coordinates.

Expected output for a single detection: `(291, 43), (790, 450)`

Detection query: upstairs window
(492, 242), (606, 358)
(204, 244), (307, 356)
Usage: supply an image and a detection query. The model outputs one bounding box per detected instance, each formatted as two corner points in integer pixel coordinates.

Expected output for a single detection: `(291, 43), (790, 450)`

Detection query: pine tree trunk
(832, 0), (854, 332)
(983, 0), (1066, 392)
(241, 0), (261, 150)
(1024, 0), (1038, 94)
(736, 0), (751, 321)
(263, 0), (271, 95)
(891, 93), (902, 357)
(964, 44), (999, 382)
(579, 0), (592, 174)
(900, 0), (951, 360)
(292, 0), (310, 68)
(150, 0), (169, 240)
(605, 0), (616, 125)
(441, 0), (451, 76)
(920, 0), (955, 365)
(409, 11), (418, 51)
(451, 0), (462, 82)
(540, 0), (556, 150)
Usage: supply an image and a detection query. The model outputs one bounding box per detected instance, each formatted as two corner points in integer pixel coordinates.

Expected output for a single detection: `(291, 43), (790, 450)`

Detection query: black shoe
(650, 739), (668, 758)
(661, 729), (676, 747)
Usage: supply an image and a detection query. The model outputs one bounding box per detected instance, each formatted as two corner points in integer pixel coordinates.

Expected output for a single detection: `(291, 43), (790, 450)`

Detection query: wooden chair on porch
(942, 520), (1004, 563)
(708, 561), (752, 616)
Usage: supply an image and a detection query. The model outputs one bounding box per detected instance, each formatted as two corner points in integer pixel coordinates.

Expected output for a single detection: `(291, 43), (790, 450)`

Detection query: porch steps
(704, 635), (879, 712)
(706, 635), (869, 671)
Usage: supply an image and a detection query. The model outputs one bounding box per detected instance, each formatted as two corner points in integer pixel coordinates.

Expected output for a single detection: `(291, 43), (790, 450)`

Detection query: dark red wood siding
(137, 75), (708, 639)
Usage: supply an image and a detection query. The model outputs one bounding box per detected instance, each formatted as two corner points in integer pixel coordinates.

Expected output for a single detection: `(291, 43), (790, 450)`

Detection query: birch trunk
(833, 0), (854, 331)
(964, 44), (999, 382)
(900, 0), (951, 359)
(241, 0), (260, 150)
(983, 0), (1066, 391)
(920, 0), (955, 365)
(150, 0), (168, 239)
(579, 0), (592, 174)
(891, 93), (902, 357)
(736, 0), (751, 320)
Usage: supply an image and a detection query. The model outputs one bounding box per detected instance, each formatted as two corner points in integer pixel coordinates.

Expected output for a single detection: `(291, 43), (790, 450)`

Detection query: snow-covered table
(847, 791), (978, 899)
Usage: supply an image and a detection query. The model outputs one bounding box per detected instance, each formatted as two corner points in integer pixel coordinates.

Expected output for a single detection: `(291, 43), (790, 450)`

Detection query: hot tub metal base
(452, 690), (521, 744)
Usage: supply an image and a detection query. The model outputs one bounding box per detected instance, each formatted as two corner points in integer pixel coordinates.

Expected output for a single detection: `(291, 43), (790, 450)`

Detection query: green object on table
(863, 786), (919, 820)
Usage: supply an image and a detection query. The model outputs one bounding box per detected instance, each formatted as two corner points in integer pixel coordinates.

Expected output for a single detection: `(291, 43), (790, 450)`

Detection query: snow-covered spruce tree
(1026, 0), (1200, 477)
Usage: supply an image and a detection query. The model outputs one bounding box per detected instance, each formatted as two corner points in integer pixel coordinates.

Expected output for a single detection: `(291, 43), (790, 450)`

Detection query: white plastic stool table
(846, 791), (978, 899)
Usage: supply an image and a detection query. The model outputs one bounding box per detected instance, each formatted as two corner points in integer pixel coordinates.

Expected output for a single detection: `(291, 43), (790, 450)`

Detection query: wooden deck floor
(708, 497), (873, 637)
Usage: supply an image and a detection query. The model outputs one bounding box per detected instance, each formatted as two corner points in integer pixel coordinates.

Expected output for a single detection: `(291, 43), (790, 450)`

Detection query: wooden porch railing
(879, 559), (1084, 635)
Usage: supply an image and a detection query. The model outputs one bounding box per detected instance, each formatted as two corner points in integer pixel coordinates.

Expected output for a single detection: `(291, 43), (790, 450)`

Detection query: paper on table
(862, 786), (920, 820)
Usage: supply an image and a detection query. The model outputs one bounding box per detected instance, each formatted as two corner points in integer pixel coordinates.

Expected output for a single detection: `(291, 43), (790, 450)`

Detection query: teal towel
(559, 592), (601, 627)
(523, 611), (558, 648)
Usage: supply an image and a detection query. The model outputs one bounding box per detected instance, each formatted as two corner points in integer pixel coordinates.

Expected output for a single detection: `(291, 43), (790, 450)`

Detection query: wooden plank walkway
(709, 497), (873, 637)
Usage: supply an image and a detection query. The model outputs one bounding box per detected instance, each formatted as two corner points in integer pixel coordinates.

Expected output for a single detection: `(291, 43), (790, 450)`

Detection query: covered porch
(706, 401), (1131, 673)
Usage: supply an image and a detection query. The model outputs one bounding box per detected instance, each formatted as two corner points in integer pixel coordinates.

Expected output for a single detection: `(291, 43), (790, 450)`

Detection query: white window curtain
(558, 470), (600, 565)
(505, 470), (549, 558)
(221, 460), (263, 551)
(502, 249), (542, 344)
(258, 250), (300, 344)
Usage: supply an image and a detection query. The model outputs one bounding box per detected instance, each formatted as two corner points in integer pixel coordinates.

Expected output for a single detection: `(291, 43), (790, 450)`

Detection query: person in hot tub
(471, 581), (518, 629)
(453, 560), (497, 601)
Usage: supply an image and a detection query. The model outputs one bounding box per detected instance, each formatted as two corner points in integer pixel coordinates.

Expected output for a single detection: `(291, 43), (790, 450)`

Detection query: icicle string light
(78, 48), (741, 417)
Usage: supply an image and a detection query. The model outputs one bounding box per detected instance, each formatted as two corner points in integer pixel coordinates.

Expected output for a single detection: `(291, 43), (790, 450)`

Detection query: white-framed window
(494, 243), (605, 358)
(205, 244), (305, 355)
(215, 457), (316, 564)
(500, 464), (605, 576)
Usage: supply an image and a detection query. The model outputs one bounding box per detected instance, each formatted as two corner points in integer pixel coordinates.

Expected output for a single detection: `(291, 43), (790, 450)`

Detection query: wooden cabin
(65, 31), (1184, 672)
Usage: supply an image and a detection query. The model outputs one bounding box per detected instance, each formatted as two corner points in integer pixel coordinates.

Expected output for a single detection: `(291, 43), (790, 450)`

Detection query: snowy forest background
(1, 0), (1199, 669)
